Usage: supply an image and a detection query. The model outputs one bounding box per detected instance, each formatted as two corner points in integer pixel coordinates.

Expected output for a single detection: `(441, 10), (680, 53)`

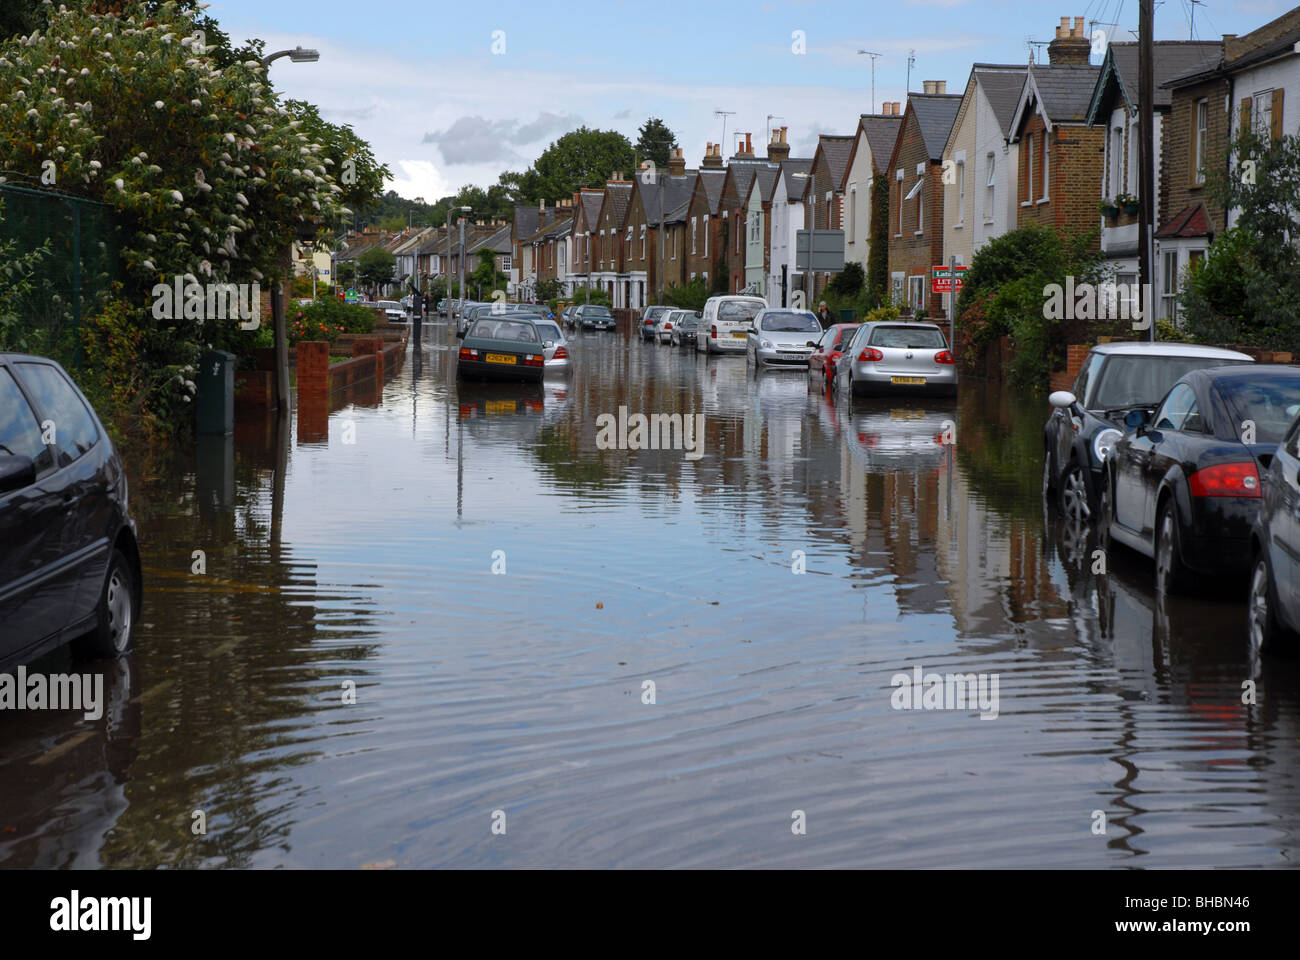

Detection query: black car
(1043, 342), (1253, 523)
(0, 354), (141, 669)
(639, 305), (669, 341)
(1100, 365), (1300, 595)
(1249, 407), (1300, 655)
(574, 304), (615, 330)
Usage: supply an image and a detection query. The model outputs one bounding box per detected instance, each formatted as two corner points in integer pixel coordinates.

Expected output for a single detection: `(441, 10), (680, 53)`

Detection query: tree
(635, 117), (678, 170)
(284, 100), (390, 231)
(534, 278), (562, 303)
(335, 260), (358, 289)
(358, 247), (396, 297)
(471, 249), (506, 300)
(867, 173), (890, 305)
(569, 285), (611, 307)
(827, 262), (864, 298)
(663, 277), (709, 311)
(513, 127), (634, 203)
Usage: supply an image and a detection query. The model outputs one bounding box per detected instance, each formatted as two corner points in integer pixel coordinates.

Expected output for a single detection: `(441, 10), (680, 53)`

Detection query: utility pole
(1189, 0), (1204, 39)
(458, 216), (467, 326)
(857, 51), (882, 113)
(1138, 0), (1155, 341)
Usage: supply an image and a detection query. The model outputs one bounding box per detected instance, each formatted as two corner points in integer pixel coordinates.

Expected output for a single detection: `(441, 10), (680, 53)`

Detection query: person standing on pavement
(817, 301), (833, 330)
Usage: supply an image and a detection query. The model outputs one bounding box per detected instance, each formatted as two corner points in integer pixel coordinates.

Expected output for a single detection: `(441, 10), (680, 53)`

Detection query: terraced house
(886, 82), (962, 315)
(625, 149), (696, 305)
(941, 65), (1025, 269)
(842, 105), (904, 277)
(592, 176), (633, 306)
(767, 156), (813, 307)
(683, 148), (727, 287)
(718, 134), (776, 294)
(804, 133), (854, 303)
(566, 187), (605, 297)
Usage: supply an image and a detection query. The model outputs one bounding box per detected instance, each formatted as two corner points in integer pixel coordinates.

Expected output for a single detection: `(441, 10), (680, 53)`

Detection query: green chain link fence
(0, 182), (121, 369)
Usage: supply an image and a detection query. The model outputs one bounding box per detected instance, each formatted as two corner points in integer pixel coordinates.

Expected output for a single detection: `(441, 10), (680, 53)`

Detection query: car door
(13, 360), (112, 629)
(1271, 422), (1300, 623)
(809, 327), (830, 375)
(0, 364), (72, 661)
(1140, 383), (1203, 541)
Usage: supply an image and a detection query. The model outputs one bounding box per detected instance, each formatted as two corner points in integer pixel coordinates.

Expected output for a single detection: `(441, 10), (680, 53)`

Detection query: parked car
(377, 299), (406, 323)
(657, 309), (699, 344)
(746, 309), (822, 367)
(1248, 407), (1300, 655)
(834, 320), (957, 399)
(561, 306), (578, 329)
(456, 316), (548, 382)
(1044, 343), (1254, 523)
(808, 322), (860, 388)
(575, 304), (615, 330)
(524, 316), (571, 372)
(670, 312), (702, 347)
(0, 354), (142, 669)
(1100, 365), (1300, 596)
(695, 295), (766, 355)
(437, 299), (448, 315)
(455, 302), (490, 337)
(640, 305), (669, 341)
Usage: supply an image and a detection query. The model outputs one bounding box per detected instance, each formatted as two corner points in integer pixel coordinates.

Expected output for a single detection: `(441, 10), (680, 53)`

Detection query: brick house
(591, 177), (633, 306)
(1007, 19), (1103, 246)
(805, 133), (855, 302)
(566, 188), (604, 296)
(743, 164), (781, 298)
(625, 148), (697, 306)
(1156, 6), (1300, 321)
(886, 82), (963, 316)
(1085, 41), (1220, 319)
(842, 107), (905, 277)
(682, 157), (726, 287)
(718, 135), (773, 294)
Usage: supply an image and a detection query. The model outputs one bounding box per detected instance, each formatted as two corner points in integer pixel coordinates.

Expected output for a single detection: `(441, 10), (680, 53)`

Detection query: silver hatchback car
(836, 320), (958, 398)
(747, 309), (823, 367)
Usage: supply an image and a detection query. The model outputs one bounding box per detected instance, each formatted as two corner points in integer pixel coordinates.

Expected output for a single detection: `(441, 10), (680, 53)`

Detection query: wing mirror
(1049, 390), (1077, 410)
(0, 454), (37, 495)
(543, 340), (555, 349)
(806, 341), (820, 348)
(1123, 408), (1149, 429)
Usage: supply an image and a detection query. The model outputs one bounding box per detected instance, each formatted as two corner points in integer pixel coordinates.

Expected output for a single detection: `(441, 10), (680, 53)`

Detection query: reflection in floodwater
(1, 324), (1297, 869)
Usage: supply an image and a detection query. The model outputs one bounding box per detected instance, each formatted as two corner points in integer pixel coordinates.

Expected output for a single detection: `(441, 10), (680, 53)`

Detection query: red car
(808, 323), (860, 387)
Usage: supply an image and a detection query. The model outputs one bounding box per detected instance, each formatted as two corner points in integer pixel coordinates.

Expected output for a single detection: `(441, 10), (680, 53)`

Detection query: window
(1110, 126), (1123, 196)
(1073, 350), (1105, 406)
(848, 184), (857, 242)
(904, 175), (923, 233)
(985, 154), (996, 222)
(956, 160), (965, 224)
(735, 215), (742, 247)
(907, 275), (924, 310)
(704, 215), (709, 256)
(503, 256), (512, 272)
(558, 245), (565, 272)
(1040, 132), (1050, 200)
(0, 367), (54, 477)
(692, 217), (698, 254)
(1161, 249), (1179, 321)
(1194, 100), (1208, 184)
(1254, 89), (1274, 139)
(895, 169), (905, 235)
(1025, 133), (1034, 203)
(1154, 383), (1200, 433)
(14, 363), (99, 466)
(891, 272), (905, 303)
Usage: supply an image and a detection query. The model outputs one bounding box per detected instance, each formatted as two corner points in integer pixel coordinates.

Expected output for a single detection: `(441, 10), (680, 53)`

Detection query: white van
(695, 295), (767, 355)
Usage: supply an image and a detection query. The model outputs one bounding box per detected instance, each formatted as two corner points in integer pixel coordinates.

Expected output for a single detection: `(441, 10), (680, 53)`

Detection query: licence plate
(485, 353), (516, 365)
(732, 332), (748, 339)
(892, 376), (926, 385)
(891, 408), (926, 419)
(486, 400), (516, 414)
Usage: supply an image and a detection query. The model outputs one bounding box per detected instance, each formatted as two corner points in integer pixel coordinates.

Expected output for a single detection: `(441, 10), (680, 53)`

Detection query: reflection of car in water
(841, 399), (957, 471)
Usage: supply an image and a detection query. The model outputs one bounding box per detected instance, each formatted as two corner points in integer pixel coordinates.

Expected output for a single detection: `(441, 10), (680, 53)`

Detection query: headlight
(760, 339), (773, 348)
(1093, 428), (1122, 463)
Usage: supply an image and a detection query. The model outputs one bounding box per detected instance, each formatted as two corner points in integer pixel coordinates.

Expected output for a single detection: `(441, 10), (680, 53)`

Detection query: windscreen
(762, 312), (821, 332)
(1218, 375), (1300, 445)
(1089, 356), (1250, 409)
(469, 319), (541, 342)
(869, 325), (947, 349)
(717, 300), (764, 323)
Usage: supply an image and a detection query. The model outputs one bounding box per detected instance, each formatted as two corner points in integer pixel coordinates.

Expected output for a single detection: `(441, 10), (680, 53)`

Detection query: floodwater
(2, 319), (1298, 869)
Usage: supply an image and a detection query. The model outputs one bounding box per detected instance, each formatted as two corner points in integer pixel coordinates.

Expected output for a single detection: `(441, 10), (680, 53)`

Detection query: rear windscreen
(869, 326), (947, 349)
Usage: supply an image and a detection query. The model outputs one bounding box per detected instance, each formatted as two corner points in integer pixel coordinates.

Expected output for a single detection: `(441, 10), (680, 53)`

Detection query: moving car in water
(0, 354), (142, 669)
(834, 320), (957, 398)
(1099, 365), (1300, 595)
(456, 316), (547, 383)
(695, 295), (766, 355)
(670, 312), (702, 347)
(639, 305), (669, 341)
(746, 308), (822, 367)
(807, 322), (860, 388)
(1248, 406), (1300, 656)
(1043, 343), (1253, 524)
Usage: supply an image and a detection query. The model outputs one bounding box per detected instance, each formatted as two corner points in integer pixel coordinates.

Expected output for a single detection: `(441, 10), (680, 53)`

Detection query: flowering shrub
(288, 300), (374, 343)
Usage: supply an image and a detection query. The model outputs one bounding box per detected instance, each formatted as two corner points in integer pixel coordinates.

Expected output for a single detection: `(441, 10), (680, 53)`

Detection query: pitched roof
(812, 135), (855, 189)
(909, 94), (964, 160)
(577, 189), (604, 230)
(858, 116), (904, 171)
(698, 169), (727, 213)
(600, 182), (633, 228)
(777, 158), (814, 200)
(1166, 7), (1300, 88)
(540, 217), (572, 241)
(639, 173), (698, 226)
(1092, 41), (1220, 119)
(513, 205), (540, 241)
(975, 66), (1029, 135)
(664, 197), (691, 225)
(467, 224), (513, 254)
(1026, 63), (1102, 124)
(723, 160), (768, 209)
(752, 165), (780, 203)
(1156, 202), (1212, 239)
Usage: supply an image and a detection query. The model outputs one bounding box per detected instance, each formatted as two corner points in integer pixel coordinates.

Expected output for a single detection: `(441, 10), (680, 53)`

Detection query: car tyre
(73, 547), (137, 660)
(1154, 499), (1191, 596)
(1058, 459), (1090, 524)
(1248, 549), (1291, 658)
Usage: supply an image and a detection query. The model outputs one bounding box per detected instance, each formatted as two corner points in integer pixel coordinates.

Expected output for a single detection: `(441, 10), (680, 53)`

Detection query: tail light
(1188, 462), (1261, 498)
(664, 322), (672, 330)
(711, 325), (718, 339)
(934, 350), (955, 364)
(553, 346), (568, 360)
(857, 347), (883, 362)
(459, 347), (477, 360)
(523, 354), (544, 367)
(857, 432), (879, 446)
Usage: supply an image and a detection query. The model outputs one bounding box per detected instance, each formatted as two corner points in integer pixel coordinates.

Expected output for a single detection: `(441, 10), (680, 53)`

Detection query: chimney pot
(1072, 15), (1084, 37)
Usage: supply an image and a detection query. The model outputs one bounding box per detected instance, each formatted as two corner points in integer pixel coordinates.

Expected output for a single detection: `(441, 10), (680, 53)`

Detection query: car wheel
(73, 547), (137, 660)
(1058, 459), (1090, 524)
(1248, 551), (1284, 658)
(1154, 499), (1191, 596)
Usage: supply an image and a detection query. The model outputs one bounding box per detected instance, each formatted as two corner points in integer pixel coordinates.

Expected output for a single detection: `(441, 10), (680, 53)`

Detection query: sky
(208, 0), (1294, 204)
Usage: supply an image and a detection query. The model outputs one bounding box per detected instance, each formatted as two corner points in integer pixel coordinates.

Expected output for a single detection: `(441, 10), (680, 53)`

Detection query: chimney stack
(1048, 13), (1092, 65)
(767, 127), (791, 163)
(703, 142), (724, 168)
(668, 147), (686, 176)
(921, 80), (947, 95)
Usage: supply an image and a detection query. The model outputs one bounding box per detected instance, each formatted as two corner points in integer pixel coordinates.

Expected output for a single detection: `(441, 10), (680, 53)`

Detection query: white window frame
(692, 217), (698, 254)
(956, 157), (966, 226)
(1195, 99), (1208, 184)
(848, 183), (857, 242)
(640, 224), (646, 259)
(1161, 249), (1179, 321)
(1040, 130), (1050, 201)
(896, 169), (905, 235)
(704, 214), (709, 257)
(1254, 88), (1274, 140)
(985, 153), (996, 223)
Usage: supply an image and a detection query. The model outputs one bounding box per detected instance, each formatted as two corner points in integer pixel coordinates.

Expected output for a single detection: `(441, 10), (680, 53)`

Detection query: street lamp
(258, 44), (320, 414)
(792, 171), (817, 307)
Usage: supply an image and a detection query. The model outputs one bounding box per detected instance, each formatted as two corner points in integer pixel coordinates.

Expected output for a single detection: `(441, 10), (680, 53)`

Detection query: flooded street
(3, 319), (1298, 869)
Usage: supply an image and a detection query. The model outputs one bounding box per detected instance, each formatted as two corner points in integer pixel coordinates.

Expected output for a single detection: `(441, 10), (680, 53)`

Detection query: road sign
(931, 264), (967, 293)
(796, 230), (846, 272)
(345, 288), (359, 303)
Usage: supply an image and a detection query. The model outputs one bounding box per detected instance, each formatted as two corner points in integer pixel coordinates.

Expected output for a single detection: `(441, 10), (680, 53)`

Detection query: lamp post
(260, 45), (320, 414)
(793, 171), (816, 306)
(450, 205), (471, 327)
